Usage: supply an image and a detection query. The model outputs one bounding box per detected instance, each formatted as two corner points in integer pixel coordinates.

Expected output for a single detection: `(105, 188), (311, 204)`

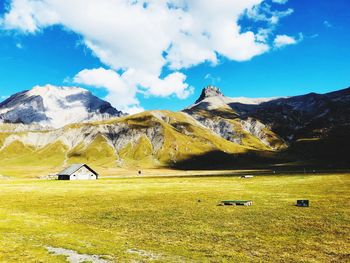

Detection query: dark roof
(57, 164), (98, 176)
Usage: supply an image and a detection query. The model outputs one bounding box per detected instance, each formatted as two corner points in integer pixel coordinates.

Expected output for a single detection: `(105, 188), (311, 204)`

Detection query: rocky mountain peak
(195, 85), (224, 103)
(0, 85), (123, 128)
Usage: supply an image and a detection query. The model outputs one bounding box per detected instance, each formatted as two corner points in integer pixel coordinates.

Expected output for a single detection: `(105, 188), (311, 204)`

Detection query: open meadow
(0, 173), (349, 262)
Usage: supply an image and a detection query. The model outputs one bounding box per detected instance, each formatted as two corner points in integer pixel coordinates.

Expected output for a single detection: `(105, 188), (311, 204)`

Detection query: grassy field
(0, 174), (349, 262)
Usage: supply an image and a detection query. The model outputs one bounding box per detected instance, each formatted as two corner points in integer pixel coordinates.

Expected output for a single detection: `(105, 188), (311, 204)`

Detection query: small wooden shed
(57, 164), (98, 180)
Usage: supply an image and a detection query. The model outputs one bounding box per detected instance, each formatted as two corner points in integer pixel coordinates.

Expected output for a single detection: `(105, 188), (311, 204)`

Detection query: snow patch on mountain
(0, 85), (122, 128)
(228, 97), (279, 105)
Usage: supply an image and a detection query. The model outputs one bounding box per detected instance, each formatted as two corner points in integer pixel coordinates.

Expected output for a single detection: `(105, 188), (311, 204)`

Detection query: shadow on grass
(167, 150), (285, 170)
(166, 145), (350, 174)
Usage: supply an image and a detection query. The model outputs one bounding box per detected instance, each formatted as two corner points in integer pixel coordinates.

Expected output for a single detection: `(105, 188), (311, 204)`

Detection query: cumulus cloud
(73, 68), (143, 114)
(273, 34), (297, 48)
(1, 0), (297, 111)
(1, 0), (59, 33)
(73, 67), (193, 113)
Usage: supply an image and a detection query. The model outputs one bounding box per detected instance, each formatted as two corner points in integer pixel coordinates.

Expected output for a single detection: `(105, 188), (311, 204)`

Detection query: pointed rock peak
(195, 85), (224, 103)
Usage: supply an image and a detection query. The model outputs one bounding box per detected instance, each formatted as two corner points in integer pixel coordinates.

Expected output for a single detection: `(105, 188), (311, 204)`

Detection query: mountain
(231, 87), (350, 165)
(0, 85), (286, 177)
(188, 85), (350, 166)
(0, 85), (122, 128)
(189, 85), (278, 111)
(0, 85), (349, 177)
(185, 85), (286, 151)
(230, 87), (350, 141)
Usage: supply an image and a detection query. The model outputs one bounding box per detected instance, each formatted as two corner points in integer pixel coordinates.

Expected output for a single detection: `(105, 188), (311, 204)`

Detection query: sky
(0, 0), (349, 113)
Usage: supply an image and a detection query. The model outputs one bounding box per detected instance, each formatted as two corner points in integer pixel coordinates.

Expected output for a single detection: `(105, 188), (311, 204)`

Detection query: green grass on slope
(0, 110), (287, 176)
(186, 107), (287, 151)
(0, 141), (68, 177)
(111, 111), (249, 166)
(118, 135), (157, 168)
(67, 134), (117, 167)
(0, 132), (10, 147)
(0, 174), (349, 262)
(158, 116), (248, 166)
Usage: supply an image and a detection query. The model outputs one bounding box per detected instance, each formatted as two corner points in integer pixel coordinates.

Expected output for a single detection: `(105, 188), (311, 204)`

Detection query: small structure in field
(240, 175), (254, 178)
(219, 200), (253, 206)
(57, 164), (98, 180)
(296, 200), (309, 207)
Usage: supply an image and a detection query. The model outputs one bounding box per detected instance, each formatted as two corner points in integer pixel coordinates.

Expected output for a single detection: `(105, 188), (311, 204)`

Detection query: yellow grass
(0, 173), (349, 262)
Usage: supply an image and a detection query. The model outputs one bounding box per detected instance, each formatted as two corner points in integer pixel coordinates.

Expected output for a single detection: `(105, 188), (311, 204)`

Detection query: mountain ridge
(0, 85), (349, 176)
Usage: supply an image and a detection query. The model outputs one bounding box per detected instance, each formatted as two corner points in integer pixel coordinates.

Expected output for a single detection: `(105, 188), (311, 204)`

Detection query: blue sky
(0, 0), (349, 112)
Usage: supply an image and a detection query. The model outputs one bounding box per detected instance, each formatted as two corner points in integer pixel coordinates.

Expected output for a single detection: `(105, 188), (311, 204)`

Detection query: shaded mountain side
(170, 128), (350, 170)
(184, 85), (350, 168)
(282, 124), (350, 167)
(230, 87), (350, 141)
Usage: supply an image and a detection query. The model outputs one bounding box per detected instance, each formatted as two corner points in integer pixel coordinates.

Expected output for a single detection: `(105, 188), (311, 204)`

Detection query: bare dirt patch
(46, 246), (109, 263)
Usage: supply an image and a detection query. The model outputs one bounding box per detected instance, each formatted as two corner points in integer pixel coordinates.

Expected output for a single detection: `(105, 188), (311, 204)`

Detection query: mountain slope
(0, 85), (122, 128)
(0, 110), (270, 176)
(237, 87), (350, 165)
(189, 85), (278, 111)
(230, 87), (350, 141)
(0, 85), (349, 177)
(185, 86), (286, 151)
(185, 85), (350, 167)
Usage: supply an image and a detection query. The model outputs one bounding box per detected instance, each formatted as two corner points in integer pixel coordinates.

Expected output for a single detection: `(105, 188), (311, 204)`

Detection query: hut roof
(57, 164), (98, 176)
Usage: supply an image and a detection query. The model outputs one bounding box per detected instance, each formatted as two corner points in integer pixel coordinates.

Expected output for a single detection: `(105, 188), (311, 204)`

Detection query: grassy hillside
(0, 110), (283, 177)
(184, 107), (286, 151)
(0, 140), (68, 177)
(0, 174), (348, 262)
(67, 135), (117, 167)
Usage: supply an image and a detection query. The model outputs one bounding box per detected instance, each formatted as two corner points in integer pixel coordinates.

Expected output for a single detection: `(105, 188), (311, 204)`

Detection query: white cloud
(73, 67), (193, 113)
(16, 42), (22, 49)
(273, 34), (297, 48)
(256, 28), (272, 42)
(204, 74), (221, 84)
(323, 20), (332, 28)
(73, 68), (142, 113)
(272, 0), (288, 4)
(1, 0), (59, 33)
(1, 0), (297, 111)
(247, 3), (293, 25)
(123, 69), (193, 99)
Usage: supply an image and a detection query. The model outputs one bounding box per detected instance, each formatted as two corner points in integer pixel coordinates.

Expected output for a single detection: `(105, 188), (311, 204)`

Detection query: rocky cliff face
(195, 85), (224, 103)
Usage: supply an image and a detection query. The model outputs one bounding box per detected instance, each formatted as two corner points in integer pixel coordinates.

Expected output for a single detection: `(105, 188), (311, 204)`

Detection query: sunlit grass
(0, 174), (349, 262)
